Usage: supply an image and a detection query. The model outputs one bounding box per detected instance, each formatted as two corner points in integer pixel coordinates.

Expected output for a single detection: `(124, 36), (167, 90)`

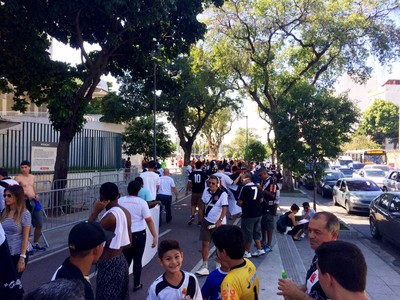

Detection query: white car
(358, 168), (385, 189)
(363, 164), (391, 176)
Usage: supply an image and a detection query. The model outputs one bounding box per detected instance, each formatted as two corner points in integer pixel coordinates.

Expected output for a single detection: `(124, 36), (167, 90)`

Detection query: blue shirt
(201, 268), (227, 300)
(138, 187), (152, 201)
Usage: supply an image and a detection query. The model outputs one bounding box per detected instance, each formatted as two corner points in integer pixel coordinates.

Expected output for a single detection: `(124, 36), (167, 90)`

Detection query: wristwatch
(20, 254), (27, 259)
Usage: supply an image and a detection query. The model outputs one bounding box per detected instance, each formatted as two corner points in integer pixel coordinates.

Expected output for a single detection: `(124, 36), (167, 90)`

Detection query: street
(298, 186), (400, 275)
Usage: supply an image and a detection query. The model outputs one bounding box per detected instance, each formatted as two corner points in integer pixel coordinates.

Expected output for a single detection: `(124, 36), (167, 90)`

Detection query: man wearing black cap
(52, 221), (115, 300)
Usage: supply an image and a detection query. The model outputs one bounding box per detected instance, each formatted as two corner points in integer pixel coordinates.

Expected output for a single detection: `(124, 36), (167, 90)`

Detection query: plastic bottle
(281, 269), (287, 279)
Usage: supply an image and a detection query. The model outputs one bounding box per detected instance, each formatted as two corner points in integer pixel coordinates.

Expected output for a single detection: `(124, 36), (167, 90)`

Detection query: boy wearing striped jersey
(147, 239), (202, 300)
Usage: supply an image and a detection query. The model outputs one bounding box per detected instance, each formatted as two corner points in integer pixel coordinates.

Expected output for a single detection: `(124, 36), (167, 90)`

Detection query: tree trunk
(180, 139), (195, 165)
(52, 125), (74, 208)
(281, 168), (294, 191)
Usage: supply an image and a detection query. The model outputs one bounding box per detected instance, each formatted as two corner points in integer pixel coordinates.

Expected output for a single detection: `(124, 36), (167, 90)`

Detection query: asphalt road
(298, 185), (400, 275)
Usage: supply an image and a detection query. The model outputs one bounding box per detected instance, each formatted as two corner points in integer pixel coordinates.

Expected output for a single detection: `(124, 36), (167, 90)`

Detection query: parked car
(332, 178), (382, 214)
(299, 173), (314, 189)
(348, 162), (365, 173)
(382, 170), (400, 192)
(338, 167), (353, 178)
(358, 168), (386, 188)
(369, 192), (400, 248)
(317, 170), (345, 198)
(364, 164), (391, 176)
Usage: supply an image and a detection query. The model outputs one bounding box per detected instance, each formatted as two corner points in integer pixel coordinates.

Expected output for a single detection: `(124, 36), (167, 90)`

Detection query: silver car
(382, 170), (400, 192)
(333, 178), (382, 214)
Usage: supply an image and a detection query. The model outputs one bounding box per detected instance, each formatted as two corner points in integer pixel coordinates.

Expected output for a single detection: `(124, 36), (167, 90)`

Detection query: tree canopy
(0, 0), (223, 180)
(272, 83), (359, 180)
(201, 0), (399, 189)
(201, 107), (238, 159)
(223, 128), (260, 159)
(357, 99), (399, 148)
(122, 117), (174, 159)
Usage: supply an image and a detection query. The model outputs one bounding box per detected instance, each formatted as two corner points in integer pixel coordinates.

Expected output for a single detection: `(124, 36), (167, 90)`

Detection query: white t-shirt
(201, 188), (228, 223)
(118, 195), (151, 232)
(157, 176), (176, 196)
(140, 171), (160, 200)
(302, 208), (316, 220)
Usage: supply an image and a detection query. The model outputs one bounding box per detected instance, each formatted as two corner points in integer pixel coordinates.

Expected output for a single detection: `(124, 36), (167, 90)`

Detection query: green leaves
(357, 99), (399, 146)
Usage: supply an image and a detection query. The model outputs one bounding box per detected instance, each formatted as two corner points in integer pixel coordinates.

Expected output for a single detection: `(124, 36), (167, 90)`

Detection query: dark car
(369, 192), (400, 248)
(317, 170), (345, 198)
(348, 162), (365, 173)
(338, 167), (353, 178)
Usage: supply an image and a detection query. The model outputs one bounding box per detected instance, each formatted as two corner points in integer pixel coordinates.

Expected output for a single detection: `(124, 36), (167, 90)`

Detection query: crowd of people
(0, 159), (371, 300)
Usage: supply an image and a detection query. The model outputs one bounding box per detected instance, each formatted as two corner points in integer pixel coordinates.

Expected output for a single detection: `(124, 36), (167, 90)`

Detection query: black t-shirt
(54, 258), (95, 300)
(238, 183), (262, 218)
(188, 170), (207, 194)
(261, 177), (278, 215)
(305, 255), (328, 300)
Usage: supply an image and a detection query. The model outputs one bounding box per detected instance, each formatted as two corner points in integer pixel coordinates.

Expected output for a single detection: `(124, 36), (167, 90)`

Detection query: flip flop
(133, 284), (143, 292)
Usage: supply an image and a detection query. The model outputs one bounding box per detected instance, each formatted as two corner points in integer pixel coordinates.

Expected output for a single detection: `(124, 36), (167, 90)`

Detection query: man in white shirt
(156, 169), (179, 226)
(140, 160), (160, 201)
(196, 175), (228, 276)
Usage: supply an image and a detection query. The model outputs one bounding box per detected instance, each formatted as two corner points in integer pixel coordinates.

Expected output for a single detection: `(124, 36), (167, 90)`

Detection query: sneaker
(300, 233), (306, 239)
(27, 249), (34, 256)
(244, 251), (252, 258)
(252, 249), (266, 257)
(196, 264), (209, 276)
(263, 245), (273, 253)
(32, 243), (46, 251)
(187, 216), (195, 225)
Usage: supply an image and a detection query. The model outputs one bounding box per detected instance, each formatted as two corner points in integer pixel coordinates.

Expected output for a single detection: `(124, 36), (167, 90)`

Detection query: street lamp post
(245, 115), (248, 162)
(153, 60), (157, 161)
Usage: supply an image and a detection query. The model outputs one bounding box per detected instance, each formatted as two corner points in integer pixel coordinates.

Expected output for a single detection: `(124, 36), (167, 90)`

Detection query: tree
(101, 54), (240, 164)
(272, 83), (359, 197)
(201, 107), (237, 159)
(247, 141), (268, 162)
(122, 117), (174, 159)
(0, 0), (222, 182)
(223, 128), (260, 159)
(202, 0), (400, 189)
(342, 135), (381, 152)
(357, 99), (399, 148)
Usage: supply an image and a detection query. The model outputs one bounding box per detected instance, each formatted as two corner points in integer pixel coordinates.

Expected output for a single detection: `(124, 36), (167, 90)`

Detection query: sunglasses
(3, 194), (12, 198)
(208, 182), (217, 185)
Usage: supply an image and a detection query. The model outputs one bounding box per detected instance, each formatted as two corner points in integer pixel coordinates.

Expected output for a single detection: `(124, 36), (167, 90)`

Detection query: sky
(51, 39), (400, 145)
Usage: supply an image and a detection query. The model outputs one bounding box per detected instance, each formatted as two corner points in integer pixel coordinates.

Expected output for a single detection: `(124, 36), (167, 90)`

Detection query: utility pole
(245, 115), (248, 162)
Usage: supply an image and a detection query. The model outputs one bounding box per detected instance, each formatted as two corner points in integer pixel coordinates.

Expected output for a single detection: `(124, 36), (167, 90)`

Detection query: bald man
(156, 168), (179, 226)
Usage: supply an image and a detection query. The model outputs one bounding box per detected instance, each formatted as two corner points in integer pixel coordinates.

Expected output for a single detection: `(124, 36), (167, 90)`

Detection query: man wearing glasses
(196, 175), (228, 276)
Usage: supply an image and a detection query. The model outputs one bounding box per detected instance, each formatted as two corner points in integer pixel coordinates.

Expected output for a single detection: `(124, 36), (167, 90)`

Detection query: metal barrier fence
(37, 167), (185, 247)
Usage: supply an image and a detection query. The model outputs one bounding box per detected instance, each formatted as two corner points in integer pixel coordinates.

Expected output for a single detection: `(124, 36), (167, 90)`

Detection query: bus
(344, 149), (387, 165)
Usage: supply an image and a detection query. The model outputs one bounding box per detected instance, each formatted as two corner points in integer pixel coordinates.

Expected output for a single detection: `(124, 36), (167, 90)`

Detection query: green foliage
(247, 140), (268, 162)
(122, 116), (174, 159)
(201, 107), (239, 158)
(85, 97), (103, 115)
(223, 128), (260, 159)
(272, 83), (359, 175)
(357, 99), (399, 146)
(0, 0), (222, 180)
(342, 135), (381, 152)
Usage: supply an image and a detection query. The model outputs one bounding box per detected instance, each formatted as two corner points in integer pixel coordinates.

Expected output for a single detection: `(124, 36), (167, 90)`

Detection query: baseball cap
(68, 221), (115, 251)
(255, 165), (262, 171)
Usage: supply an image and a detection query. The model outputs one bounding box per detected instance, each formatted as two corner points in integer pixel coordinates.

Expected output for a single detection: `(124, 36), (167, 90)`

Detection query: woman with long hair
(0, 185), (31, 285)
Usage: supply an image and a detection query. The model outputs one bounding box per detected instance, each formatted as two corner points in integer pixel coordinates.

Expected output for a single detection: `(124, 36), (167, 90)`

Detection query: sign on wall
(31, 141), (58, 172)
